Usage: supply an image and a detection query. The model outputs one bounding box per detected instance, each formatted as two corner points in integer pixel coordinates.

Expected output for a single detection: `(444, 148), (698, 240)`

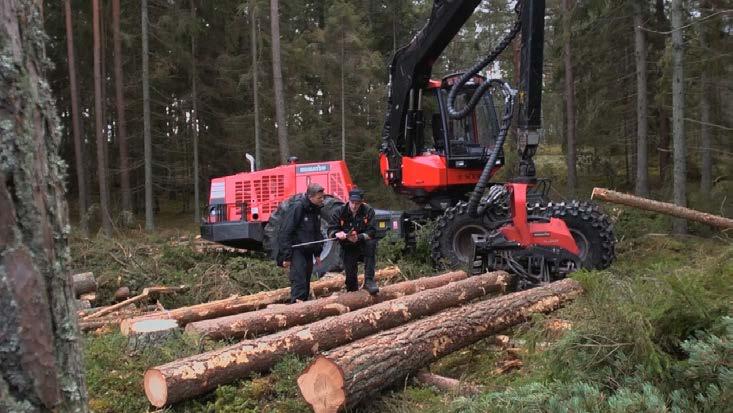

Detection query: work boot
(363, 278), (379, 295)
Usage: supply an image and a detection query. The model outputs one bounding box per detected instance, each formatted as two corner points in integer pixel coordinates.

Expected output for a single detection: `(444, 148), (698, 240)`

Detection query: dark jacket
(278, 195), (323, 263)
(328, 202), (377, 242)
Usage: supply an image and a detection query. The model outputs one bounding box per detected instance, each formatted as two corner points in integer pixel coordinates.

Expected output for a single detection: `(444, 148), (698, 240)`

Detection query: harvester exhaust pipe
(245, 153), (256, 172)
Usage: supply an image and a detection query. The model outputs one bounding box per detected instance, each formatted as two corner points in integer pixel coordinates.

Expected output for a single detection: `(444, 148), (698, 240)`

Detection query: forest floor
(74, 190), (732, 412)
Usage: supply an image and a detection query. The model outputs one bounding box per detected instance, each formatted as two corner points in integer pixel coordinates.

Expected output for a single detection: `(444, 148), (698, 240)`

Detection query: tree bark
(298, 279), (581, 412)
(190, 0), (201, 222)
(270, 0), (290, 164)
(142, 0), (154, 230)
(699, 72), (712, 194)
(64, 0), (89, 236)
(121, 266), (402, 335)
(112, 0), (132, 225)
(671, 0), (687, 234)
(634, 2), (649, 197)
(251, 1), (261, 169)
(0, 0), (88, 410)
(93, 0), (112, 236)
(592, 187), (733, 229)
(143, 271), (509, 407)
(561, 0), (577, 195)
(72, 272), (97, 297)
(658, 107), (671, 180)
(185, 270), (469, 339)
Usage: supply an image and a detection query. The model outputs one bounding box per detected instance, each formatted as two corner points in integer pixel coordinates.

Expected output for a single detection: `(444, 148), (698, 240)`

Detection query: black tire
(430, 201), (506, 269)
(429, 199), (613, 270)
(544, 200), (615, 270)
(263, 194), (344, 274)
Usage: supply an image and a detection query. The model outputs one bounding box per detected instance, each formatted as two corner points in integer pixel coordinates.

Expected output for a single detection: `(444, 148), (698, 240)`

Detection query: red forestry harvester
(202, 0), (616, 288)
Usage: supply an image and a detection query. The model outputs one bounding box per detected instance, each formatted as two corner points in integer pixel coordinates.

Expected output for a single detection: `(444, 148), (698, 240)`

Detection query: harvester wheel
(430, 201), (504, 269)
(545, 201), (615, 270)
(264, 195), (344, 274)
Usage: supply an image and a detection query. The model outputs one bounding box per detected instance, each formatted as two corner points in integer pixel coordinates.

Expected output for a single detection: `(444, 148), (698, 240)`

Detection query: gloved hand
(335, 231), (347, 240)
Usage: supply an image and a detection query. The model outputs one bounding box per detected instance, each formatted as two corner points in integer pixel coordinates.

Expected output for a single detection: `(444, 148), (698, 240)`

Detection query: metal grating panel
(329, 173), (345, 201)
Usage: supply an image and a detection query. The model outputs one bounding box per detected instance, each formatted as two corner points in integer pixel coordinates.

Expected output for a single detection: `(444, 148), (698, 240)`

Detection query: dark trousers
(289, 248), (314, 303)
(342, 239), (377, 292)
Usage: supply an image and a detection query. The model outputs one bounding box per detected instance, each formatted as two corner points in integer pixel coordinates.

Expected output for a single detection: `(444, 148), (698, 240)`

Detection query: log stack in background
(121, 266), (402, 336)
(185, 270), (469, 339)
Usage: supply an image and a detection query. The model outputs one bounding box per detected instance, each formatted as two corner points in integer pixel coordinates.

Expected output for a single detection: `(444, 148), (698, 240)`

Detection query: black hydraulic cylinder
(517, 0), (545, 131)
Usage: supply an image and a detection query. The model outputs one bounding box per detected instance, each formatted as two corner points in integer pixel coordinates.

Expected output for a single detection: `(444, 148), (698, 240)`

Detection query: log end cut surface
(144, 369), (168, 408)
(297, 356), (346, 413)
(132, 319), (178, 333)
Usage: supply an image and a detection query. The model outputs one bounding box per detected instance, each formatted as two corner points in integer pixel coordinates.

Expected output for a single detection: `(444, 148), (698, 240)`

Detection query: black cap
(349, 189), (365, 202)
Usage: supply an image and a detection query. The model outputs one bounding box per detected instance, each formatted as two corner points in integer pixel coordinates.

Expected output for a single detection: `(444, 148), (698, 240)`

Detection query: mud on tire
(263, 194), (344, 274)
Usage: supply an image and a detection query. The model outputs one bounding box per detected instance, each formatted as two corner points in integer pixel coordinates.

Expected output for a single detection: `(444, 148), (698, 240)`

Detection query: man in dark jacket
(328, 188), (379, 294)
(278, 183), (325, 302)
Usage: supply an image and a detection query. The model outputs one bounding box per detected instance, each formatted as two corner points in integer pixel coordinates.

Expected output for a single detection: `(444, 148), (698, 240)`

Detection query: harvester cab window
(418, 90), (442, 156)
(440, 89), (500, 158)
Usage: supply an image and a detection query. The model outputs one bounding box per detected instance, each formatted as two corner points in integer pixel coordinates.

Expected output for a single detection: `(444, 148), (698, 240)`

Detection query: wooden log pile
(143, 271), (509, 407)
(185, 270), (469, 340)
(121, 266), (402, 336)
(297, 279), (583, 412)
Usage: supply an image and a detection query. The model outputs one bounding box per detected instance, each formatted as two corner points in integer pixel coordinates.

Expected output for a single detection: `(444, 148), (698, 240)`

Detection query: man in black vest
(329, 188), (379, 294)
(278, 183), (325, 302)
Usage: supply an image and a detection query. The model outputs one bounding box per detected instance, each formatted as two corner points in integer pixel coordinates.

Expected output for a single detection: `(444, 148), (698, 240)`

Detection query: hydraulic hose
(466, 80), (515, 218)
(445, 3), (522, 120)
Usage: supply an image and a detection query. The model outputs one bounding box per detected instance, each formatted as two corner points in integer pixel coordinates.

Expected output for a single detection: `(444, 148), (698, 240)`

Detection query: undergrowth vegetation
(79, 209), (731, 412)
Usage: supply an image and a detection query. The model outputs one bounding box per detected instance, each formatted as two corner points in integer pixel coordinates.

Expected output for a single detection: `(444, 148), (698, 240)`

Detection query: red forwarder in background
(201, 158), (401, 273)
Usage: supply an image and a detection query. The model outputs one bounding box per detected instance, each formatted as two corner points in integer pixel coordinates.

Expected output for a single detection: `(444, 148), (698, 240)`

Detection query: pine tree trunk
(113, 0), (133, 225)
(251, 1), (261, 170)
(298, 279), (582, 412)
(699, 73), (712, 195)
(142, 0), (154, 230)
(634, 2), (649, 196)
(658, 107), (671, 180)
(341, 33), (346, 161)
(143, 271), (508, 407)
(0, 1), (88, 410)
(64, 0), (89, 236)
(671, 0), (687, 234)
(561, 0), (577, 195)
(270, 0), (290, 164)
(121, 266), (402, 335)
(185, 270), (470, 340)
(190, 0), (200, 222)
(93, 0), (112, 235)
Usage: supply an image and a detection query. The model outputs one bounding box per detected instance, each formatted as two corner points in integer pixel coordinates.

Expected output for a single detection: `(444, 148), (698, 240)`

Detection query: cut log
(414, 370), (482, 395)
(83, 285), (188, 320)
(76, 299), (91, 310)
(127, 319), (179, 353)
(297, 279), (582, 412)
(592, 187), (733, 229)
(185, 270), (469, 339)
(143, 271), (508, 407)
(122, 266), (401, 335)
(72, 271), (97, 297)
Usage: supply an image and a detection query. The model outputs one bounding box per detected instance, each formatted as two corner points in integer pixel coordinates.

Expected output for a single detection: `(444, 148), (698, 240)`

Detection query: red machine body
(499, 183), (579, 255)
(206, 160), (354, 224)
